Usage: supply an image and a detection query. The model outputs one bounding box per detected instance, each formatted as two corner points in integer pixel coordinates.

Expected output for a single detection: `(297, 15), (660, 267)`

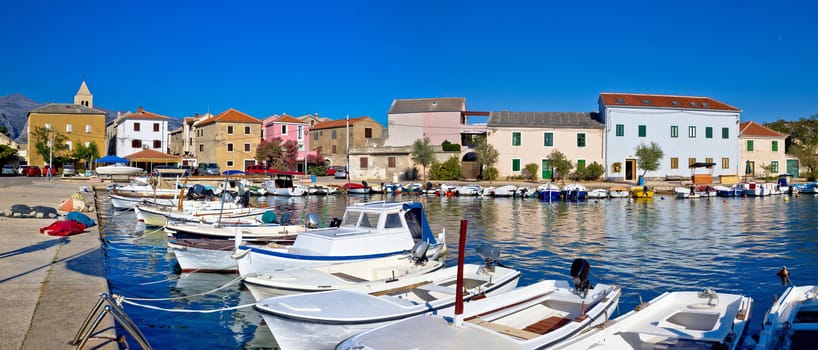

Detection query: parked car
(62, 164), (76, 177)
(18, 165), (29, 175)
(2, 164), (17, 176)
(246, 164), (270, 174)
(24, 165), (42, 177)
(42, 165), (57, 177)
(326, 167), (337, 176)
(196, 163), (220, 176)
(333, 167), (347, 179)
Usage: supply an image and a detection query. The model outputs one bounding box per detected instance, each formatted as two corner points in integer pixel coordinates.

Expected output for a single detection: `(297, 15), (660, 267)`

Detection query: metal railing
(71, 293), (152, 350)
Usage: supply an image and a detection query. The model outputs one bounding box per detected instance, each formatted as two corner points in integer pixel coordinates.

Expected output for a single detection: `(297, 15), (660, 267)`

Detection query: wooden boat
(608, 186), (630, 198)
(242, 247), (445, 300)
(336, 258), (620, 350)
(255, 263), (521, 350)
(95, 163), (144, 176)
(233, 201), (446, 274)
(631, 186), (654, 199)
(756, 284), (818, 350)
(552, 288), (752, 350)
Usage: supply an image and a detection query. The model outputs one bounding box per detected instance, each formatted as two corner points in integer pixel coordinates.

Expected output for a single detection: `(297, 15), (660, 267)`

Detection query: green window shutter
(638, 125), (646, 137)
(722, 127), (729, 139)
(771, 161), (779, 173)
(615, 124), (624, 136)
(577, 133), (586, 147)
(512, 159), (521, 171)
(577, 159), (586, 169)
(772, 141), (778, 152)
(543, 132), (553, 147)
(747, 140), (754, 151)
(705, 127), (713, 139)
(512, 132), (521, 146)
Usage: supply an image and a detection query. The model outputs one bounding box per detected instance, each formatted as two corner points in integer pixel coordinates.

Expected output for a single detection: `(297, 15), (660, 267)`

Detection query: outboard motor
(426, 182), (433, 191)
(305, 213), (320, 229)
(476, 244), (503, 273)
(570, 258), (592, 297)
(239, 190), (251, 208)
(279, 212), (293, 226)
(410, 240), (429, 265)
(187, 184), (207, 200)
(329, 217), (342, 228)
(362, 180), (369, 189)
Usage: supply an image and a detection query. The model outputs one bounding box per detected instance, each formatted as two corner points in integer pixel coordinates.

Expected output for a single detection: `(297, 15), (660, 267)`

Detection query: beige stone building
(193, 109), (261, 172)
(310, 116), (385, 168)
(739, 121), (797, 178)
(26, 81), (107, 167)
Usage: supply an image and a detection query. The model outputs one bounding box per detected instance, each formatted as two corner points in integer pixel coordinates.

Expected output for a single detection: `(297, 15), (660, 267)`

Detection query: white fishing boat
(242, 244), (445, 300)
(110, 192), (183, 210)
(337, 259), (620, 350)
(756, 284), (818, 350)
(95, 163), (144, 176)
(608, 186), (630, 198)
(675, 186), (701, 199)
(263, 174), (308, 196)
(165, 221), (306, 241)
(455, 184), (483, 196)
(552, 288), (753, 350)
(167, 238), (258, 273)
(233, 201), (446, 274)
(587, 188), (609, 199)
(255, 260), (521, 350)
(135, 202), (267, 227)
(488, 185), (517, 197)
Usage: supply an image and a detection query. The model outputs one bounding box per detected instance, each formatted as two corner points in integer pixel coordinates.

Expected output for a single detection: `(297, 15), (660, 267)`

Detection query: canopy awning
(95, 155), (129, 163)
(124, 149), (181, 163)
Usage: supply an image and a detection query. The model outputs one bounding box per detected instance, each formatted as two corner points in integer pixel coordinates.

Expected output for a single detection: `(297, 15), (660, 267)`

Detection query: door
(244, 159), (256, 172)
(625, 159), (637, 181)
(541, 159), (553, 180)
(787, 159), (800, 177)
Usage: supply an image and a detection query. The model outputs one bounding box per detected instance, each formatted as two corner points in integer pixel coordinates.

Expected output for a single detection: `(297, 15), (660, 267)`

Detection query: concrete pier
(0, 177), (117, 350)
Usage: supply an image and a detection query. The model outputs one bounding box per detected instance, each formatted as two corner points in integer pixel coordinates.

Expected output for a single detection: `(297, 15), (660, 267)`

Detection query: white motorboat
(552, 288), (753, 350)
(675, 186), (701, 199)
(263, 174), (308, 196)
(233, 201), (446, 274)
(587, 188), (609, 199)
(455, 184), (483, 196)
(242, 245), (445, 300)
(608, 186), (630, 198)
(756, 284), (818, 350)
(135, 202), (267, 227)
(338, 260), (620, 350)
(95, 163), (144, 176)
(167, 238), (257, 273)
(489, 185), (517, 197)
(255, 262), (521, 350)
(165, 221), (306, 241)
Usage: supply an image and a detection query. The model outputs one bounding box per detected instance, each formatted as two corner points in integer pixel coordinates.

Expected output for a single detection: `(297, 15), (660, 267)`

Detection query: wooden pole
(454, 219), (468, 322)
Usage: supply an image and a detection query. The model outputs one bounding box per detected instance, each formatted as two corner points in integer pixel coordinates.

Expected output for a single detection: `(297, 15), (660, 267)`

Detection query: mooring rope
(118, 298), (255, 313)
(121, 276), (243, 301)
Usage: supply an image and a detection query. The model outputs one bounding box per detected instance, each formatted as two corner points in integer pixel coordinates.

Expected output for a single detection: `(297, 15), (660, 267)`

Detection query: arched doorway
(461, 152), (480, 179)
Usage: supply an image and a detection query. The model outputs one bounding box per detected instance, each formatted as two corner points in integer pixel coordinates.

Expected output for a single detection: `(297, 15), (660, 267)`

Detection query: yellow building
(193, 108), (261, 171)
(311, 116), (385, 167)
(26, 81), (107, 167)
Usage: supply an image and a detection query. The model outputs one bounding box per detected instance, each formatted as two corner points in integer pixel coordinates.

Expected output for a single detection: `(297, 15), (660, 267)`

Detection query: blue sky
(2, 0), (816, 125)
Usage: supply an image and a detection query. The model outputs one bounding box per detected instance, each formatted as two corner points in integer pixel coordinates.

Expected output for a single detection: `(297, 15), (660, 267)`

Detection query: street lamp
(47, 128), (54, 180)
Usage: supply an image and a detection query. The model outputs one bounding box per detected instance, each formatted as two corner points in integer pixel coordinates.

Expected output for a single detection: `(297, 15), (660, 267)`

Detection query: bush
(430, 156), (461, 180)
(441, 140), (461, 152)
(403, 167), (419, 181)
(583, 162), (605, 180)
(522, 163), (539, 181)
(481, 167), (498, 181)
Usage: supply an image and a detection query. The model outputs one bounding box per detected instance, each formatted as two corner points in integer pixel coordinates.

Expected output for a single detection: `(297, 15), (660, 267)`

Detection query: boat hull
(168, 240), (240, 273)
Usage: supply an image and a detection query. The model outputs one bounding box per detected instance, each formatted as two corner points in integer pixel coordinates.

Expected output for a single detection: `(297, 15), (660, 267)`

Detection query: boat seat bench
(467, 316), (572, 340)
(330, 272), (368, 283)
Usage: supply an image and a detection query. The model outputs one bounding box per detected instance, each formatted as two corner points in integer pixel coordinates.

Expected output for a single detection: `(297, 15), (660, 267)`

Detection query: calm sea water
(100, 192), (818, 349)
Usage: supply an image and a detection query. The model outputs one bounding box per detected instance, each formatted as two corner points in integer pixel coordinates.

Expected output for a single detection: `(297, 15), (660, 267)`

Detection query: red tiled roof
(275, 116), (304, 124)
(600, 93), (741, 112)
(740, 121), (787, 138)
(311, 117), (370, 130)
(194, 108), (260, 127)
(123, 108), (168, 120)
(124, 148), (180, 161)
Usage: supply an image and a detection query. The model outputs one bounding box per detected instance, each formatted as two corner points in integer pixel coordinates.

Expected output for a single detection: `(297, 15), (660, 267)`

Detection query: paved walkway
(0, 177), (116, 350)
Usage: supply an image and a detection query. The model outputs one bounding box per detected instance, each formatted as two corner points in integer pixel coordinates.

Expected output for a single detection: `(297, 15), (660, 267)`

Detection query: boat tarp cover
(402, 202), (437, 245)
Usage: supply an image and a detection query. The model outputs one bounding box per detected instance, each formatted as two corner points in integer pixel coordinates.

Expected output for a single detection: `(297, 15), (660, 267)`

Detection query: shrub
(430, 156), (461, 180)
(441, 140), (461, 152)
(522, 163), (539, 181)
(583, 162), (605, 180)
(482, 167), (498, 181)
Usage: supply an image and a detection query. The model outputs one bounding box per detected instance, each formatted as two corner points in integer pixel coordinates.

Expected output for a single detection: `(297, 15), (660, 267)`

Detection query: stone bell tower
(74, 81), (93, 108)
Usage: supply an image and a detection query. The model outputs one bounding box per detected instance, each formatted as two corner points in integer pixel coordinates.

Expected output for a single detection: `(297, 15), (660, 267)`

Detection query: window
(153, 123), (160, 132)
(688, 157), (696, 167)
(722, 127), (729, 139)
(298, 125), (304, 140)
(227, 143), (234, 152)
(771, 161), (779, 173)
(245, 126), (251, 134)
(365, 128), (373, 138)
(313, 132), (318, 140)
(722, 158), (730, 169)
(199, 144), (203, 152)
(638, 125), (646, 137)
(747, 140), (754, 151)
(66, 124), (72, 133)
(384, 213), (402, 228)
(227, 126), (234, 134)
(670, 157), (679, 169)
(705, 127), (713, 139)
(65, 141), (72, 150)
(512, 132), (521, 146)
(45, 123), (51, 130)
(134, 123), (140, 132)
(360, 157), (368, 169)
(132, 140), (142, 148)
(153, 140), (161, 149)
(671, 126), (679, 138)
(227, 160), (234, 167)
(281, 125), (288, 135)
(244, 143), (250, 152)
(688, 126), (696, 138)
(84, 141), (90, 147)
(615, 124), (624, 137)
(543, 132), (553, 147)
(512, 159), (521, 171)
(85, 124), (92, 133)
(332, 130), (337, 139)
(576, 133), (586, 148)
(705, 157), (713, 165)
(772, 140), (779, 152)
(332, 145), (337, 154)
(387, 157), (396, 168)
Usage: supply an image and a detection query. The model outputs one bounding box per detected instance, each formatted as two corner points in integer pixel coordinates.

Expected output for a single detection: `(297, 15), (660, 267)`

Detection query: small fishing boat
(337, 258), (619, 350)
(631, 186), (654, 199)
(454, 184), (483, 196)
(552, 288), (752, 350)
(343, 182), (370, 194)
(255, 256), (521, 350)
(135, 202), (265, 227)
(608, 186), (630, 198)
(95, 163), (144, 176)
(714, 184), (743, 197)
(675, 186), (701, 199)
(263, 174), (308, 196)
(488, 185), (517, 197)
(514, 186), (533, 198)
(587, 188), (608, 199)
(756, 284), (818, 350)
(536, 182), (561, 202)
(164, 220), (306, 241)
(561, 183), (588, 201)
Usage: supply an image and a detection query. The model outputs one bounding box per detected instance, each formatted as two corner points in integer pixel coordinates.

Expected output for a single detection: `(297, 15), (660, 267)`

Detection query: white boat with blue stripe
(232, 201), (446, 274)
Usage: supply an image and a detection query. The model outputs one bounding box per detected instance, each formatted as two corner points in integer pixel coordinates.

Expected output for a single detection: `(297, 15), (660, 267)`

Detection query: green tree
(72, 141), (100, 171)
(0, 144), (18, 164)
(790, 143), (818, 181)
(31, 126), (69, 166)
(548, 149), (573, 184)
(474, 136), (498, 181)
(410, 137), (435, 180)
(583, 162), (606, 181)
(522, 163), (539, 181)
(483, 166), (498, 181)
(430, 156), (461, 180)
(635, 141), (664, 177)
(0, 126), (8, 137)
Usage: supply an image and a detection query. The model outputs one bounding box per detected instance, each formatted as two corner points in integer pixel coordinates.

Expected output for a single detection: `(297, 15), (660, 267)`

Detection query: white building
(597, 93), (742, 182)
(111, 106), (170, 158)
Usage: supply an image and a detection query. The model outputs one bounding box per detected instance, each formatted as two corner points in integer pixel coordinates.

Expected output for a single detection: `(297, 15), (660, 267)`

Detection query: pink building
(261, 115), (314, 173)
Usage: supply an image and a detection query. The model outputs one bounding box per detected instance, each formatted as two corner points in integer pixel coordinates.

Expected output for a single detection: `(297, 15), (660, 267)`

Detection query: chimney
(137, 106), (144, 114)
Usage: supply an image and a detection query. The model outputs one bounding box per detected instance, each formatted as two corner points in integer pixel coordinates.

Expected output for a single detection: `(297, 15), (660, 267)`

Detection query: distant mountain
(0, 93), (183, 144)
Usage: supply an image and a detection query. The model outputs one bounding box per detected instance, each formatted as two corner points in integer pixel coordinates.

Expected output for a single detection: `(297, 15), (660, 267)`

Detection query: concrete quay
(0, 177), (117, 350)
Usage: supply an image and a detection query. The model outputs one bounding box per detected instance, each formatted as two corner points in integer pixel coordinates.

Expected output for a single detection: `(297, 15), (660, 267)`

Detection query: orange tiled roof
(740, 121), (787, 138)
(194, 108), (260, 127)
(124, 148), (180, 160)
(600, 93), (741, 112)
(311, 117), (369, 130)
(275, 116), (304, 124)
(123, 108), (168, 120)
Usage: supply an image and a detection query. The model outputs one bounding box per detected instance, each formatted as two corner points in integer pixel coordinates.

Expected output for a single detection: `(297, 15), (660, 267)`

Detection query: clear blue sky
(2, 0), (816, 125)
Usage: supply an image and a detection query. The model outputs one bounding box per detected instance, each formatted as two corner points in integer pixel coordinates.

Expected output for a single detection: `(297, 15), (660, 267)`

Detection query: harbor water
(101, 192), (818, 349)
